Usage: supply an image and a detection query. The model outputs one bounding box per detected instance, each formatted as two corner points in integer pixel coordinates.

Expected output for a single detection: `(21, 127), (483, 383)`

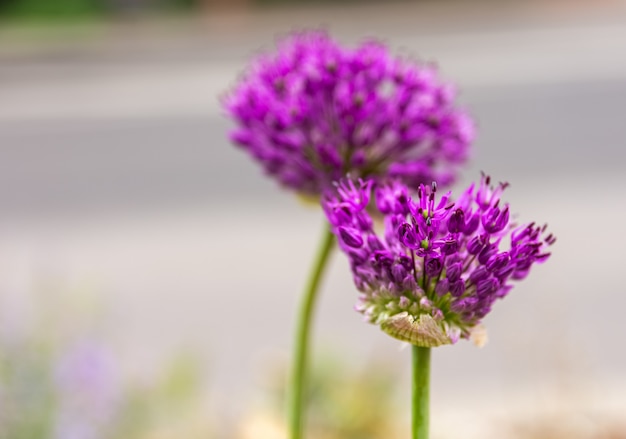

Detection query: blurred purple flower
(53, 339), (120, 439)
(224, 31), (475, 196)
(323, 175), (555, 346)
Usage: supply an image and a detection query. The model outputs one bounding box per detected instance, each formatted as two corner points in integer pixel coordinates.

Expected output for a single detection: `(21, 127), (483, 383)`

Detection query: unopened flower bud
(425, 257), (443, 277)
(467, 235), (485, 255)
(339, 226), (364, 248)
(435, 279), (450, 297)
(446, 262), (462, 282)
(447, 208), (465, 233)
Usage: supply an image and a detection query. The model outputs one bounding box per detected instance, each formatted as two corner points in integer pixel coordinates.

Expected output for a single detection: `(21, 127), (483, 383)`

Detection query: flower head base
(224, 31), (475, 196)
(323, 175), (555, 347)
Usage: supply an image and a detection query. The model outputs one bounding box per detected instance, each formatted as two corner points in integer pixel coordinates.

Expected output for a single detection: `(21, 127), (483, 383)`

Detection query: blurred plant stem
(288, 223), (335, 439)
(412, 346), (430, 439)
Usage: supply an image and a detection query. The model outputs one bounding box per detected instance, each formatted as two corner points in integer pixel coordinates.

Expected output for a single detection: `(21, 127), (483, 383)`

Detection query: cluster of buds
(224, 31), (474, 196)
(323, 175), (555, 347)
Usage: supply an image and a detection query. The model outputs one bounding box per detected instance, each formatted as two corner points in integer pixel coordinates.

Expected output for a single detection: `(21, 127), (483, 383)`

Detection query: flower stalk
(288, 224), (335, 439)
(412, 346), (431, 439)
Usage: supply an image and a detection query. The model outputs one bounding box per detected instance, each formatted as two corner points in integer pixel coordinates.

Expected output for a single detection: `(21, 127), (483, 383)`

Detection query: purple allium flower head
(224, 31), (475, 196)
(323, 174), (554, 347)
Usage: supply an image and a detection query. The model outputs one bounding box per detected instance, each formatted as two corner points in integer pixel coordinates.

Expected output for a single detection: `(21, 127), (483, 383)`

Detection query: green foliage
(267, 352), (402, 439)
(0, 0), (198, 20)
(0, 285), (209, 439)
(0, 342), (56, 439)
(0, 0), (103, 19)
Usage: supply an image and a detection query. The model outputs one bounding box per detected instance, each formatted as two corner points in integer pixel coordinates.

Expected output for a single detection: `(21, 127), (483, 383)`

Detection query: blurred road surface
(0, 5), (625, 435)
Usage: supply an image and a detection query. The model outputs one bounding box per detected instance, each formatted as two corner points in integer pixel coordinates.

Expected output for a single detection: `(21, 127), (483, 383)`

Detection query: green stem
(412, 346), (431, 439)
(288, 223), (335, 439)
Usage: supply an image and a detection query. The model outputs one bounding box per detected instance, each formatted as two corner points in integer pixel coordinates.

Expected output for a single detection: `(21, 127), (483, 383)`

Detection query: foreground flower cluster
(323, 175), (555, 347)
(224, 31), (474, 196)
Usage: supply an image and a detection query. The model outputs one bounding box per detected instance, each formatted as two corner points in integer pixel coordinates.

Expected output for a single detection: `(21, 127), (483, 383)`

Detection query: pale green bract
(380, 312), (454, 347)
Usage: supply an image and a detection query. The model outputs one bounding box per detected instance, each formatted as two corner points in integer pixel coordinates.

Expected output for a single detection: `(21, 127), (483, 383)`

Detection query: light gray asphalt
(0, 79), (624, 218)
(1, 17), (626, 431)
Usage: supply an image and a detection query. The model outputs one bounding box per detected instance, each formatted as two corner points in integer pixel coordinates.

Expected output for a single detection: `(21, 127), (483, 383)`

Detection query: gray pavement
(0, 78), (624, 215)
(0, 12), (625, 435)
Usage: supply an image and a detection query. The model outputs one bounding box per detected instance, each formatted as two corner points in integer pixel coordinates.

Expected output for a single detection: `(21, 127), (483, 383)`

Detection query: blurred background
(1, 0), (626, 438)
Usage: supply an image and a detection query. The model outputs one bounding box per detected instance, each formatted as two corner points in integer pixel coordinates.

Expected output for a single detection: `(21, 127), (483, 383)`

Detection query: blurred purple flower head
(54, 339), (120, 439)
(323, 174), (555, 347)
(224, 31), (475, 196)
